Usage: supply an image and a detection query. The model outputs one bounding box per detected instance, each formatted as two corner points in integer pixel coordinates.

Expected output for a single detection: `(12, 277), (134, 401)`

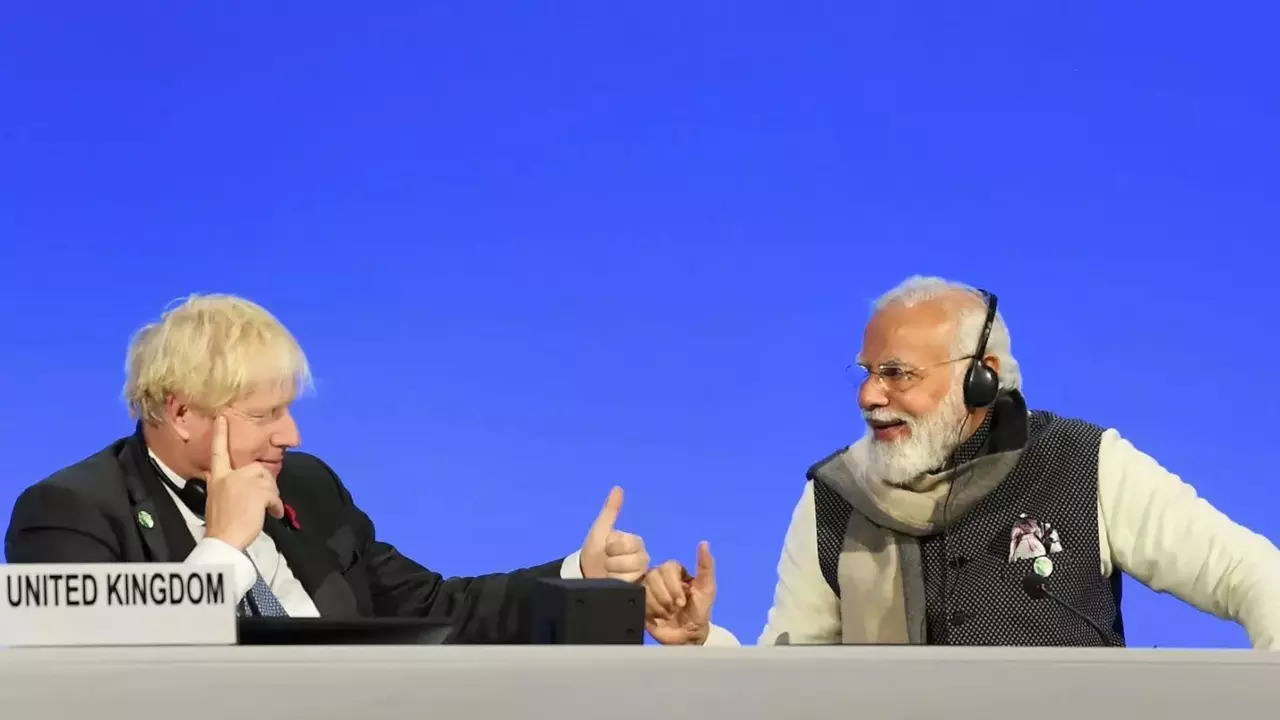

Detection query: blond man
(5, 294), (649, 642)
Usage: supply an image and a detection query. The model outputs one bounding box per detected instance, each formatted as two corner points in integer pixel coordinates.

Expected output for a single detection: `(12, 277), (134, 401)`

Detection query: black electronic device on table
(237, 578), (644, 646)
(236, 617), (457, 646)
(528, 578), (645, 644)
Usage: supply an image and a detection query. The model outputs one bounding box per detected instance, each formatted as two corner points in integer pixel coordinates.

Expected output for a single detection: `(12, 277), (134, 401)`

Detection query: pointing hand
(203, 415), (284, 551)
(644, 541), (716, 645)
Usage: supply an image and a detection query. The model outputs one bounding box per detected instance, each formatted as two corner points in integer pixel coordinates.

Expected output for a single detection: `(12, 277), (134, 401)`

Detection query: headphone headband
(973, 289), (998, 362)
(962, 289), (1000, 409)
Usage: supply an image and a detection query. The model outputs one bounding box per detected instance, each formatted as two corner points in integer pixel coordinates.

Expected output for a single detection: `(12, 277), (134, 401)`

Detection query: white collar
(148, 448), (188, 490)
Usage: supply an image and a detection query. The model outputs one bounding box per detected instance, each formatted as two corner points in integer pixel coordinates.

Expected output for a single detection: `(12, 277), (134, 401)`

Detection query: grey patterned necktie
(243, 552), (289, 617)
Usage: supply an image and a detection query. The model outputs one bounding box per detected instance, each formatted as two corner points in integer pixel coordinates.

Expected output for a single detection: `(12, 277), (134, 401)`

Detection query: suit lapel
(262, 516), (360, 618)
(120, 428), (195, 562)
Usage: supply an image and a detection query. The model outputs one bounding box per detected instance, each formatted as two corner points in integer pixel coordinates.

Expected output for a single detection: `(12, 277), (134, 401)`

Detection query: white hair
(871, 275), (1022, 392)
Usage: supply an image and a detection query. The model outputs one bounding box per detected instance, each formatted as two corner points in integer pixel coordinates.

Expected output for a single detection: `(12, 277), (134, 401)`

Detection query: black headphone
(961, 289), (1001, 410)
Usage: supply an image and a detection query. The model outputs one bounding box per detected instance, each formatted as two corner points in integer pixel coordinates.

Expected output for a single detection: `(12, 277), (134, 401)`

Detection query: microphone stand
(1022, 574), (1121, 647)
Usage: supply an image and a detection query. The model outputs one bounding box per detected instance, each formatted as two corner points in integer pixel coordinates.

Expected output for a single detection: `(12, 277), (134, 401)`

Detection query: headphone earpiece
(961, 290), (1001, 410)
(963, 361), (999, 409)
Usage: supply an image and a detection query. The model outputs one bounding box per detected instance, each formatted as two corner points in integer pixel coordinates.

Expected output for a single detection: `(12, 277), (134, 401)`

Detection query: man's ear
(165, 395), (193, 442)
(983, 354), (1002, 379)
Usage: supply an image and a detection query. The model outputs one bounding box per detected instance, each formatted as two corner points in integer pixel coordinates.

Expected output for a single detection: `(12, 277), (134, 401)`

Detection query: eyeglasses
(224, 405), (291, 426)
(846, 356), (974, 393)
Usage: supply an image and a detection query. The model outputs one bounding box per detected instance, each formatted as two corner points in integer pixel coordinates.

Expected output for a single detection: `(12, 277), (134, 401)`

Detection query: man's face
(850, 298), (970, 486)
(180, 383), (301, 478)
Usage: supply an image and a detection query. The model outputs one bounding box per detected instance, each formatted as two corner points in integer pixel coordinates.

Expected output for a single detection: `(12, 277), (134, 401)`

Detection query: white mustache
(863, 410), (913, 425)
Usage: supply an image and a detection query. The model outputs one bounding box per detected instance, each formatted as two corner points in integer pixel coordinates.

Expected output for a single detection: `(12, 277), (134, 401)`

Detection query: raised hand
(202, 415), (284, 550)
(578, 486), (649, 582)
(644, 541), (716, 645)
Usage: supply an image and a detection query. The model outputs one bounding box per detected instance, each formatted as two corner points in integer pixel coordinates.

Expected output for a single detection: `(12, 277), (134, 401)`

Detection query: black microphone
(1021, 572), (1120, 647)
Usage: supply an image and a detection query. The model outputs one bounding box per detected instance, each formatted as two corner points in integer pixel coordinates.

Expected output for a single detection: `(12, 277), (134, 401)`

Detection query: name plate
(0, 563), (237, 647)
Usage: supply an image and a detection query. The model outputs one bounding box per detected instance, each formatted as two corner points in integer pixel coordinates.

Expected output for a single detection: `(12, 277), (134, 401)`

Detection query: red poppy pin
(283, 504), (300, 530)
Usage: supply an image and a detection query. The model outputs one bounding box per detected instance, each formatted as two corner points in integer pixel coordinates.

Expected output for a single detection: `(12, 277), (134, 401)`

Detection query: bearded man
(642, 276), (1280, 648)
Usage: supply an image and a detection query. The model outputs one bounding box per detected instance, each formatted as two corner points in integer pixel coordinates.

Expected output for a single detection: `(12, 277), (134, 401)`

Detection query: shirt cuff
(703, 623), (741, 646)
(185, 537), (257, 602)
(559, 550), (585, 579)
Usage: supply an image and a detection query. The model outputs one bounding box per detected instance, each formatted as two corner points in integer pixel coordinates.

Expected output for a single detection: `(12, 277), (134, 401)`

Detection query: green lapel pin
(137, 509), (155, 529)
(1033, 555), (1054, 578)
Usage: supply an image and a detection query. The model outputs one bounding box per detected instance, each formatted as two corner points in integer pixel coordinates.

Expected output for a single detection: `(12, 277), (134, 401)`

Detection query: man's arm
(184, 537), (264, 603)
(753, 480), (842, 645)
(7, 481), (262, 603)
(361, 534), (566, 643)
(1098, 429), (1280, 648)
(322, 464), (573, 644)
(5, 483), (121, 563)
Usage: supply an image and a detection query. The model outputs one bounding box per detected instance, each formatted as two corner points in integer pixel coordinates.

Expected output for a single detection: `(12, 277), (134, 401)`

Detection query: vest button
(949, 610), (971, 627)
(947, 556), (968, 569)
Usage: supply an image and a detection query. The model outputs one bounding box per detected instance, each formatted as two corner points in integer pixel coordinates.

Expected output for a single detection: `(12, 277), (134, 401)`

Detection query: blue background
(1, 3), (1276, 647)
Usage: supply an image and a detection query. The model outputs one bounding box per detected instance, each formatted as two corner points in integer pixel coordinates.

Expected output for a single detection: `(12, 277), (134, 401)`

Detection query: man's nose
(274, 411), (301, 448)
(858, 375), (889, 413)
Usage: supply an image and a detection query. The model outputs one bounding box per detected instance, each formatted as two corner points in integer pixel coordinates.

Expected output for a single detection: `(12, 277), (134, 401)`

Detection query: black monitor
(237, 617), (457, 646)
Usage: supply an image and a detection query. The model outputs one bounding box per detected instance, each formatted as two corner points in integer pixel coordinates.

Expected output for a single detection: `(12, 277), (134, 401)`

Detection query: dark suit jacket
(4, 428), (566, 643)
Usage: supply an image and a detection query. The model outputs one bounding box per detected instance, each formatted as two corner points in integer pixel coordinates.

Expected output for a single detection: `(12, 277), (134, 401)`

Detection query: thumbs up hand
(578, 486), (649, 582)
(643, 541), (717, 645)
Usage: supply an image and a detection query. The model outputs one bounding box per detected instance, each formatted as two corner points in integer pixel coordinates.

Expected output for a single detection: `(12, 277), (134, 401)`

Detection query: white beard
(849, 388), (970, 488)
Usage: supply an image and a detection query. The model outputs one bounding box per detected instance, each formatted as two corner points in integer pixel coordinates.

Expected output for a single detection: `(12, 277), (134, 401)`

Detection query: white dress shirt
(701, 429), (1280, 648)
(152, 451), (585, 616)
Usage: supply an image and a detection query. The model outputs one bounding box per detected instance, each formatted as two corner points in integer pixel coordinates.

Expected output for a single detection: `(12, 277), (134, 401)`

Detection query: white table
(1, 646), (1276, 718)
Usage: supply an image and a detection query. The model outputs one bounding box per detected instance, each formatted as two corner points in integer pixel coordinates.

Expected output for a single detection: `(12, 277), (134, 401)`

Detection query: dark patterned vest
(812, 402), (1126, 646)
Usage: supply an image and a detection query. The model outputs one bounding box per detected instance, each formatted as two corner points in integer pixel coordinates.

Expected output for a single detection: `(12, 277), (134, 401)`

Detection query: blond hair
(124, 294), (312, 423)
